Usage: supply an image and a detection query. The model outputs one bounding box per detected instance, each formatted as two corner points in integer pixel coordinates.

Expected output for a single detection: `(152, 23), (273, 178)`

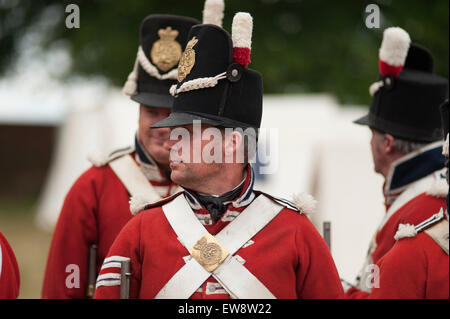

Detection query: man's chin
(169, 170), (185, 186)
(147, 148), (169, 164)
(169, 160), (181, 170)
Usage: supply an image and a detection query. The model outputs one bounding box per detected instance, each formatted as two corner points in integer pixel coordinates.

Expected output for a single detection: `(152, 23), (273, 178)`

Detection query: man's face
(138, 105), (171, 166)
(165, 124), (224, 189)
(370, 128), (386, 175)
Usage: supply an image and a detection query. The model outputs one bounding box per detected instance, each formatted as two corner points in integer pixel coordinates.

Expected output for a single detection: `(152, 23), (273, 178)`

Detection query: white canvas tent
(35, 92), (385, 285)
(255, 95), (385, 282)
(35, 89), (139, 231)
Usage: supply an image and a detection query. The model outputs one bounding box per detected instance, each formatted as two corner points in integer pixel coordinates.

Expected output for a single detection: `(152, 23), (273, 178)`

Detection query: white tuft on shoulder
(426, 177), (449, 198)
(202, 0), (224, 26)
(87, 153), (110, 167)
(291, 192), (317, 215)
(394, 223), (417, 240)
(232, 12), (253, 49)
(129, 194), (152, 216)
(379, 27), (411, 66)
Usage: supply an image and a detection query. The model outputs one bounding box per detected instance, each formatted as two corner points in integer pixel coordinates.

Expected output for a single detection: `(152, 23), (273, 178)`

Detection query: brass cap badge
(177, 36), (199, 83)
(150, 27), (182, 72)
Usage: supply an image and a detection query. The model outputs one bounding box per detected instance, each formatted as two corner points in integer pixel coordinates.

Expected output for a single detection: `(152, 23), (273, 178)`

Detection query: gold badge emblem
(190, 233), (229, 272)
(150, 27), (182, 72)
(177, 36), (198, 83)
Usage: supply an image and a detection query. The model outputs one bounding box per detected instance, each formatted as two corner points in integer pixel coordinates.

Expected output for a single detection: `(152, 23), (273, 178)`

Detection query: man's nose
(163, 137), (179, 152)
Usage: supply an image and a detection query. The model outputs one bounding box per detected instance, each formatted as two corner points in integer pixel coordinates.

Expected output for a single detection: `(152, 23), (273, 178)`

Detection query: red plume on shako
(355, 26), (448, 143)
(232, 13), (253, 68)
(370, 27), (410, 96)
(202, 0), (254, 69)
(379, 27), (411, 77)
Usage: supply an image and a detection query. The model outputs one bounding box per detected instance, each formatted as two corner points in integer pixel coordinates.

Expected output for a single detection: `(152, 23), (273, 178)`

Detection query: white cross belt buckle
(189, 233), (229, 272)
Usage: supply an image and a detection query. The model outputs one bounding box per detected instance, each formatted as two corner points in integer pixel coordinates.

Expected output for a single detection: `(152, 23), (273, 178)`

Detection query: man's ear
(383, 133), (396, 154)
(224, 131), (243, 158)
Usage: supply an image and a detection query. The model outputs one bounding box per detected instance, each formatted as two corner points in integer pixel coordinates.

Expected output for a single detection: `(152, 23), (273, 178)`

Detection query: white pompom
(87, 153), (109, 167)
(379, 27), (411, 66)
(394, 223), (417, 240)
(203, 0), (224, 26)
(292, 192), (317, 215)
(232, 12), (253, 49)
(129, 194), (151, 215)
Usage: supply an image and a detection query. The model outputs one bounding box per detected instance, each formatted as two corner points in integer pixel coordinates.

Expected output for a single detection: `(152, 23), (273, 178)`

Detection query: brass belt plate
(189, 233), (229, 272)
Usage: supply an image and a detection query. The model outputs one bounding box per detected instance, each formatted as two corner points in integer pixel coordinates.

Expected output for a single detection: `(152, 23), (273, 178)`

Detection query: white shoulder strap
(213, 255), (276, 299)
(88, 146), (134, 167)
(109, 154), (162, 204)
(214, 193), (287, 253)
(160, 194), (209, 249)
(156, 194), (283, 299)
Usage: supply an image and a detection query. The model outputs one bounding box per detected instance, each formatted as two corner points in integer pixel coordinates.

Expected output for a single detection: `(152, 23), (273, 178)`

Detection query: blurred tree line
(0, 0), (448, 105)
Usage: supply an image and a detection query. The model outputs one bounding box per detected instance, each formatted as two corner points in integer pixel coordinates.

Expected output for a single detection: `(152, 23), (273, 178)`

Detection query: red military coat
(346, 143), (447, 298)
(0, 232), (20, 299)
(42, 148), (178, 298)
(94, 167), (344, 299)
(369, 214), (449, 299)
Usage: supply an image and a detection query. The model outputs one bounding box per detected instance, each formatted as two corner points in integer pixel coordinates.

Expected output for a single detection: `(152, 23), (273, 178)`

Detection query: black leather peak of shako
(355, 43), (449, 142)
(152, 24), (263, 130)
(131, 14), (200, 109)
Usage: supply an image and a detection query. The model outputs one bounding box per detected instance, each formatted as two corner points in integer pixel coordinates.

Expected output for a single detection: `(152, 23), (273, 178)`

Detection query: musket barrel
(120, 259), (131, 299)
(323, 221), (331, 251)
(86, 244), (98, 298)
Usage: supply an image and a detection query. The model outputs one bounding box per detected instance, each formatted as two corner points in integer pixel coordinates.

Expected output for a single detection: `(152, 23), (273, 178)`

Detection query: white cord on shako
(170, 72), (227, 96)
(123, 46), (179, 96)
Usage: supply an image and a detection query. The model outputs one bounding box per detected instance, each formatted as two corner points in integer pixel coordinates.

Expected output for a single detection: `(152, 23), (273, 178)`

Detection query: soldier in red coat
(369, 209), (448, 299)
(41, 14), (200, 299)
(0, 232), (20, 299)
(368, 100), (449, 299)
(94, 8), (344, 299)
(346, 28), (448, 298)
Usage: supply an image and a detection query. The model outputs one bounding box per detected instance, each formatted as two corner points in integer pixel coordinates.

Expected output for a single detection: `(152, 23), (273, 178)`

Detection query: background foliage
(1, 0), (448, 105)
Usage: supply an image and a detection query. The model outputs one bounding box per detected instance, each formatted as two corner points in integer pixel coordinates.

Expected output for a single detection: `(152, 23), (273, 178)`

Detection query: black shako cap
(131, 15), (200, 108)
(152, 24), (263, 129)
(354, 43), (449, 142)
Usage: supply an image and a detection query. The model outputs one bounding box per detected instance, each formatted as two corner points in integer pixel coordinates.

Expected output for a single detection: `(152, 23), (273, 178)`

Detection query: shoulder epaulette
(129, 191), (184, 216)
(394, 208), (446, 240)
(87, 145), (135, 167)
(254, 190), (317, 214)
